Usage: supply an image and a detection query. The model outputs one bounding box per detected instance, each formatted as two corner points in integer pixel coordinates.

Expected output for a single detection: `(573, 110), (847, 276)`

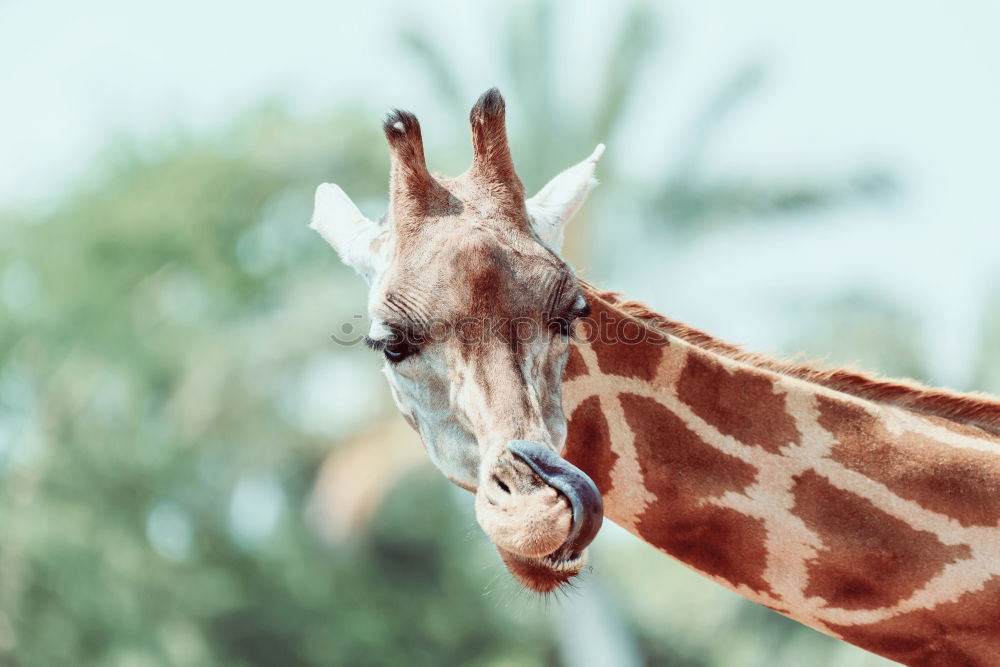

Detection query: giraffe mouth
(506, 440), (604, 563)
(496, 546), (589, 593)
(492, 440), (604, 592)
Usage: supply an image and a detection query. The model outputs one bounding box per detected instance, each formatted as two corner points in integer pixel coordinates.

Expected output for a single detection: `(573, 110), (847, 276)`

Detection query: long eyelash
(555, 301), (590, 326)
(364, 336), (386, 352)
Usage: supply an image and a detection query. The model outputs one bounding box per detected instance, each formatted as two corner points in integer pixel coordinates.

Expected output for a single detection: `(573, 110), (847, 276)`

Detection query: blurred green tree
(972, 293), (1000, 395)
(784, 290), (929, 382)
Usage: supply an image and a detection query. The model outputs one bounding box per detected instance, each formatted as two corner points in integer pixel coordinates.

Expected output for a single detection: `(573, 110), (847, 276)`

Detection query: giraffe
(311, 89), (1000, 665)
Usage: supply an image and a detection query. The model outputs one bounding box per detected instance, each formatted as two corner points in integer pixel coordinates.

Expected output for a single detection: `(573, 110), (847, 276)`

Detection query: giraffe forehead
(381, 232), (573, 323)
(449, 242), (569, 309)
(391, 172), (530, 238)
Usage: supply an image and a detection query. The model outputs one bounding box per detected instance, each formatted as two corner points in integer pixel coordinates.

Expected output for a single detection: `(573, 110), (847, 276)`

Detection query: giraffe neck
(561, 287), (1000, 665)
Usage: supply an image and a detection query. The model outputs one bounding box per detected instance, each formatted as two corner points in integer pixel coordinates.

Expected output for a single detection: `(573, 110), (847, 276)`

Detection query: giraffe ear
(311, 183), (389, 280)
(526, 144), (605, 252)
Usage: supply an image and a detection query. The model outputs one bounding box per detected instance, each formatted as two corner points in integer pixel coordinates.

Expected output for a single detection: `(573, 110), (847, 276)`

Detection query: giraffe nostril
(492, 475), (511, 494)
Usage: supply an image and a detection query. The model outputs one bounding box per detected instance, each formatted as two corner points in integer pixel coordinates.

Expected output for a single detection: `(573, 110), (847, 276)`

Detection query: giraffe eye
(365, 331), (419, 363)
(383, 338), (417, 363)
(551, 298), (589, 337)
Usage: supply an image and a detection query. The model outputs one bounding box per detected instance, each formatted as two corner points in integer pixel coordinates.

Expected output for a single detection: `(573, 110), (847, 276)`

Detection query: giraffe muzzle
(507, 440), (604, 561)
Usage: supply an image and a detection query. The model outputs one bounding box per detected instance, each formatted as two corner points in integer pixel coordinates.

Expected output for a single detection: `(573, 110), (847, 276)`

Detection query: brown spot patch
(563, 343), (589, 382)
(827, 576), (1000, 666)
(562, 396), (617, 497)
(584, 299), (666, 382)
(458, 243), (513, 316)
(677, 351), (800, 455)
(818, 396), (1000, 528)
(620, 392), (772, 595)
(655, 504), (773, 595)
(793, 470), (970, 611)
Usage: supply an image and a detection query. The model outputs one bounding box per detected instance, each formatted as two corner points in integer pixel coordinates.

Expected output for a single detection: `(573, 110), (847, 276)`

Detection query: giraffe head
(312, 89), (605, 591)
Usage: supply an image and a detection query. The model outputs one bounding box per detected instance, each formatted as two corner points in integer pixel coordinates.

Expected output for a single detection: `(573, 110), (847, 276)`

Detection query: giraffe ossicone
(313, 89), (1000, 665)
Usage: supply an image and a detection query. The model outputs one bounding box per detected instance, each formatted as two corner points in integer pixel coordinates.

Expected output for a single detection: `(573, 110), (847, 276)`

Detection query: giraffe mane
(584, 283), (1000, 437)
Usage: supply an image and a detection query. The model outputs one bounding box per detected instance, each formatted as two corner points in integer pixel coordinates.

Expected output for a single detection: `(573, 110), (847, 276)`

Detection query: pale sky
(3, 0), (999, 386)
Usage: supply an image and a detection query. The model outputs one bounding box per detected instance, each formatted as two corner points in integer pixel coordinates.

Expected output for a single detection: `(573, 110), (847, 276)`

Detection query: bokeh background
(3, 1), (999, 665)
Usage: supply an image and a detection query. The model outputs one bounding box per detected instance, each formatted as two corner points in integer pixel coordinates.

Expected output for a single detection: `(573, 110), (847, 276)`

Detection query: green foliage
(783, 290), (928, 382)
(973, 293), (1000, 394)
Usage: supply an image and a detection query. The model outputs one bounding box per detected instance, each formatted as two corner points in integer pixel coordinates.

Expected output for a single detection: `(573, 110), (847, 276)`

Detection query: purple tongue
(507, 440), (604, 561)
